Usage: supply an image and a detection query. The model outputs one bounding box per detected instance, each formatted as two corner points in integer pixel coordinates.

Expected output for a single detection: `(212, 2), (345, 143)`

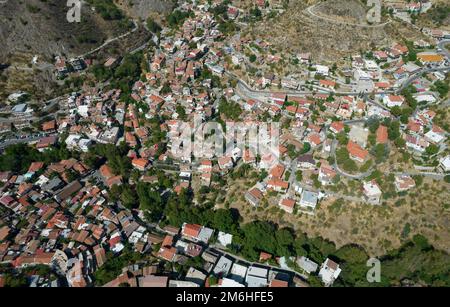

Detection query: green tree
(146, 18), (162, 33)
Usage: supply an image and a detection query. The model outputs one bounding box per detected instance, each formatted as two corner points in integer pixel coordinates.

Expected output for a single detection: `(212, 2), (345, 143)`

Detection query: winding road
(330, 139), (374, 180)
(437, 40), (450, 60)
(78, 19), (140, 59)
(306, 3), (391, 28)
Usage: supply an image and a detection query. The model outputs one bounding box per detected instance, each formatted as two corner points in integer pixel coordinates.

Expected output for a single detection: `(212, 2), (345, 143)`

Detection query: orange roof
(286, 105), (298, 114)
(417, 54), (444, 63)
(270, 164), (285, 179)
(28, 162), (44, 173)
(270, 279), (289, 287)
(248, 188), (263, 200)
(0, 226), (10, 241)
(150, 94), (165, 104)
(375, 82), (390, 88)
(218, 156), (232, 167)
(319, 79), (336, 87)
(307, 133), (322, 145)
(158, 246), (177, 261)
(279, 145), (288, 156)
(106, 175), (122, 187)
(330, 121), (344, 132)
(280, 198), (295, 208)
(432, 125), (444, 134)
(132, 158), (148, 169)
(161, 235), (173, 248)
(376, 125), (388, 144)
(388, 95), (404, 102)
(183, 224), (201, 238)
(243, 149), (256, 162)
(42, 120), (56, 131)
(201, 160), (212, 167)
(393, 44), (408, 54)
(174, 182), (189, 194)
(125, 132), (137, 145)
(347, 141), (368, 160)
(99, 164), (113, 179)
(267, 179), (289, 189)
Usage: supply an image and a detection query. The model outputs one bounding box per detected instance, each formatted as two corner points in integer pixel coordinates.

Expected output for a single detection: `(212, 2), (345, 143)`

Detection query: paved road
(233, 65), (449, 102)
(393, 171), (446, 180)
(330, 139), (374, 180)
(437, 40), (450, 60)
(395, 66), (450, 93)
(0, 133), (57, 150)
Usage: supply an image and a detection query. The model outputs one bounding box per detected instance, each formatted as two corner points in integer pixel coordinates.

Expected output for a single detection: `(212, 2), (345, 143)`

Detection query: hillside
(115, 0), (174, 20)
(0, 0), (171, 100)
(246, 0), (428, 62)
(0, 0), (134, 62)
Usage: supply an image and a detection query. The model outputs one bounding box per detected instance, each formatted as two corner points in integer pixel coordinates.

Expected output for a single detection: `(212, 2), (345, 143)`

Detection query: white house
(383, 95), (404, 108)
(299, 190), (319, 210)
(318, 258), (341, 286)
(439, 155), (450, 172)
(362, 180), (382, 205)
(315, 65), (329, 76)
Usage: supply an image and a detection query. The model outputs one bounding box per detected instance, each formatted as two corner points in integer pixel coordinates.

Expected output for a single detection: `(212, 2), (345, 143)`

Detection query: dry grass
(216, 155), (449, 256)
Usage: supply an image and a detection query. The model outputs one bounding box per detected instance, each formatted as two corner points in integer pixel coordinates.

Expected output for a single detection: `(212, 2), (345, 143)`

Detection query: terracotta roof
(28, 162), (44, 173)
(267, 179), (289, 189)
(159, 235), (172, 249)
(280, 198), (295, 208)
(99, 164), (113, 179)
(417, 54), (444, 63)
(270, 164), (285, 179)
(307, 133), (322, 146)
(347, 141), (368, 160)
(270, 279), (289, 287)
(319, 79), (336, 87)
(42, 120), (56, 131)
(106, 175), (123, 187)
(248, 188), (263, 200)
(330, 121), (344, 133)
(183, 224), (201, 238)
(132, 158), (148, 169)
(158, 246), (177, 262)
(376, 125), (388, 144)
(326, 258), (339, 271)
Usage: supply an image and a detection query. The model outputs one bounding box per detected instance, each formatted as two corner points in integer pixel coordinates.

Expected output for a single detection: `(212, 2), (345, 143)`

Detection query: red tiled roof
(183, 224), (201, 238)
(347, 141), (368, 160)
(376, 125), (388, 144)
(28, 162), (44, 173)
(330, 121), (344, 133)
(132, 158), (148, 169)
(267, 179), (289, 189)
(280, 198), (295, 208)
(270, 164), (285, 179)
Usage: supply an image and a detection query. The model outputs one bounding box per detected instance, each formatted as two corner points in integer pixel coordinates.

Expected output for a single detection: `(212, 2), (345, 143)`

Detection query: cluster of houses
(54, 56), (89, 78)
(0, 156), (156, 287)
(403, 108), (447, 155)
(0, 0), (449, 288)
